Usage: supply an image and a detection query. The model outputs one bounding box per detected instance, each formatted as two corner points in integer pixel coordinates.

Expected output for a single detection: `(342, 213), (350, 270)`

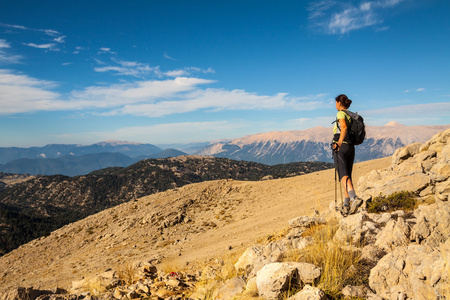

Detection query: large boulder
(234, 246), (271, 278)
(392, 143), (422, 165)
(256, 262), (321, 300)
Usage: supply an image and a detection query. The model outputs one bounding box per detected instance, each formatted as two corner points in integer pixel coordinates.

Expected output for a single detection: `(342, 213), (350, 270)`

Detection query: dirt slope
(0, 157), (390, 292)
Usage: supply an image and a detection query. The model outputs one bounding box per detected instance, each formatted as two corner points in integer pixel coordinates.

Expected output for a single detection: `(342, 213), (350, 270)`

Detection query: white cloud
(164, 67), (215, 77)
(0, 39), (22, 64)
(71, 77), (215, 108)
(164, 69), (190, 77)
(98, 47), (116, 54)
(53, 36), (65, 43)
(0, 39), (10, 48)
(0, 69), (328, 119)
(0, 70), (68, 114)
(24, 42), (58, 50)
(116, 89), (327, 117)
(308, 0), (406, 34)
(1, 23), (64, 50)
(94, 58), (162, 78)
(404, 87), (426, 93)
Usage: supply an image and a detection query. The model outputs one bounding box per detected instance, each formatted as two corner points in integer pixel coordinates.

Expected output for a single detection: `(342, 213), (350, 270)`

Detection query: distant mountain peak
(384, 121), (405, 127)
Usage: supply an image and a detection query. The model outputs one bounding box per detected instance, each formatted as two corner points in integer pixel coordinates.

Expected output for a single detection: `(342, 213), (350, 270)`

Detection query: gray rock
(392, 143), (422, 165)
(341, 285), (369, 299)
(288, 285), (327, 300)
(369, 241), (450, 299)
(375, 217), (410, 251)
(256, 262), (320, 300)
(288, 216), (325, 228)
(234, 246), (270, 278)
(212, 276), (246, 300)
(256, 263), (300, 300)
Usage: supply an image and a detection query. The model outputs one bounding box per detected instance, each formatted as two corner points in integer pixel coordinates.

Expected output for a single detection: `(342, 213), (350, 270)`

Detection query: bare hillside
(0, 157), (391, 293)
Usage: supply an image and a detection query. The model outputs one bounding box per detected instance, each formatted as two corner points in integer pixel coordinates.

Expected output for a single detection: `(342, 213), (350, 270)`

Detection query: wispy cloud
(98, 47), (116, 55)
(23, 42), (59, 51)
(164, 52), (176, 61)
(404, 88), (426, 93)
(94, 58), (162, 78)
(164, 67), (215, 77)
(0, 39), (23, 64)
(1, 23), (65, 52)
(307, 0), (406, 34)
(94, 57), (215, 79)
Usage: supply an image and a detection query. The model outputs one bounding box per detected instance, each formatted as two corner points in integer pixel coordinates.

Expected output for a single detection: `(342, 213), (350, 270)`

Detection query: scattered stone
(341, 285), (369, 299)
(288, 285), (327, 300)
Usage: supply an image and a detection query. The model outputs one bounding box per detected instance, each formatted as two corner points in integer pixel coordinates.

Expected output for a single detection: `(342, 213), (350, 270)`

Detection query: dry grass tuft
(282, 222), (361, 298)
(116, 262), (138, 286)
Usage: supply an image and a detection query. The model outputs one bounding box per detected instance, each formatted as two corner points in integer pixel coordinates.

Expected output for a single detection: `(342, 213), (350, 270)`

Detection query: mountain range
(0, 147), (187, 176)
(0, 123), (448, 176)
(197, 122), (450, 164)
(0, 140), (163, 165)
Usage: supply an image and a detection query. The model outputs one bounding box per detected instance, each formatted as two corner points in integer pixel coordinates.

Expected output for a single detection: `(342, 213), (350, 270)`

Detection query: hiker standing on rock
(332, 94), (363, 215)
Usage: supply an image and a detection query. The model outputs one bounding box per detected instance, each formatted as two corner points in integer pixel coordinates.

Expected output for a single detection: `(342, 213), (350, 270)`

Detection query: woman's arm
(336, 118), (348, 148)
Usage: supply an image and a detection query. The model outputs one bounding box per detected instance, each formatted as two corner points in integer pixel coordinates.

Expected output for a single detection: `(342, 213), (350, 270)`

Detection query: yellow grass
(116, 262), (138, 286)
(282, 222), (361, 298)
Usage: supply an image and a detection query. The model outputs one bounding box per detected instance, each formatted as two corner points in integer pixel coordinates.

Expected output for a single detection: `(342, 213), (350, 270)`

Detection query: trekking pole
(333, 147), (344, 212)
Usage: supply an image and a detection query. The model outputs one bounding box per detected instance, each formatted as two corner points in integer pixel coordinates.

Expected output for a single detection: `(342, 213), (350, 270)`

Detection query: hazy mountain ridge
(0, 149), (188, 176)
(197, 123), (450, 164)
(0, 156), (332, 256)
(0, 141), (163, 165)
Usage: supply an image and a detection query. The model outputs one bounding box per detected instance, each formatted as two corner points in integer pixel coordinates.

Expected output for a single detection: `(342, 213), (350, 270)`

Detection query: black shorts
(333, 143), (355, 180)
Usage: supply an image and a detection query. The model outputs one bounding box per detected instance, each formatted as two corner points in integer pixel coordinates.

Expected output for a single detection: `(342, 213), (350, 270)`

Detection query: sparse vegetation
(117, 262), (138, 286)
(282, 222), (362, 299)
(367, 191), (417, 213)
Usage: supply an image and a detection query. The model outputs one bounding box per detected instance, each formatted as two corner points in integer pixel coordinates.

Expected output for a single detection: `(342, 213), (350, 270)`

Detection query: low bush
(367, 191), (417, 213)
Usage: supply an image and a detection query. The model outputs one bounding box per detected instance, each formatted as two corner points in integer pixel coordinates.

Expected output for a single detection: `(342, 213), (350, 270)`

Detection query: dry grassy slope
(0, 157), (390, 293)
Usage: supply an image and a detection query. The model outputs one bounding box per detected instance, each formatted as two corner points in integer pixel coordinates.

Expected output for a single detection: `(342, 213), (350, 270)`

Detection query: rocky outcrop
(358, 128), (450, 201)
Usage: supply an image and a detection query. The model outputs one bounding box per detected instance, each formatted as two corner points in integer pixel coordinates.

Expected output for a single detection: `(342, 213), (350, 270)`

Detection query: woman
(332, 94), (362, 215)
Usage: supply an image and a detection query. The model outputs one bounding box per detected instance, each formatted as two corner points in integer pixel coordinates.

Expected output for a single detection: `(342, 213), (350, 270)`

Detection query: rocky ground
(1, 129), (450, 299)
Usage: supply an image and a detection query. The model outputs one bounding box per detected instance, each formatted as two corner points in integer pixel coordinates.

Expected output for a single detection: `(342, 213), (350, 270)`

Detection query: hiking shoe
(349, 197), (363, 214)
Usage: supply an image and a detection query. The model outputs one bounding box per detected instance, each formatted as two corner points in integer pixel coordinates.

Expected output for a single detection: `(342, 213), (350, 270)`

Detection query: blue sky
(0, 0), (449, 147)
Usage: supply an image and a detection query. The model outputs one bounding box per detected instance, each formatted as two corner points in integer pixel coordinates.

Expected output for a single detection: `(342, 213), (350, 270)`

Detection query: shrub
(367, 191), (417, 213)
